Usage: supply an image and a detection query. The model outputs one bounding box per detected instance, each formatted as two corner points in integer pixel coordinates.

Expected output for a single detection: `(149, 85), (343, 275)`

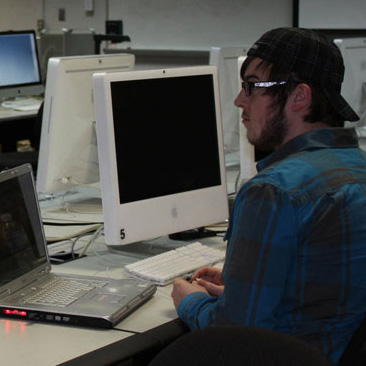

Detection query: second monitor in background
(334, 37), (366, 125)
(209, 46), (248, 166)
(0, 30), (44, 111)
(36, 53), (135, 197)
(237, 55), (257, 186)
(93, 66), (229, 249)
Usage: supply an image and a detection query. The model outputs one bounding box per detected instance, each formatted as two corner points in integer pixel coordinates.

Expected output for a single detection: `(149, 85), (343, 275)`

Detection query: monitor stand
(107, 235), (198, 259)
(107, 227), (218, 259)
(107, 241), (168, 258)
(168, 227), (218, 241)
(38, 186), (103, 215)
(64, 196), (103, 214)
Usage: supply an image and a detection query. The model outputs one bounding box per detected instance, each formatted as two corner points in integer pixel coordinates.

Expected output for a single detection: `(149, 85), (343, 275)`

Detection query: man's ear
(289, 83), (312, 112)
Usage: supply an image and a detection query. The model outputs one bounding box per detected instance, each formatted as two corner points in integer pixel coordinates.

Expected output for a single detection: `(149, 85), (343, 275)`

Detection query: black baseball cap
(247, 27), (359, 122)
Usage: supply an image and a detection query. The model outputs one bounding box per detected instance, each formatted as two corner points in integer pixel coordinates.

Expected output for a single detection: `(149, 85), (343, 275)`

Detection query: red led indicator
(3, 309), (27, 317)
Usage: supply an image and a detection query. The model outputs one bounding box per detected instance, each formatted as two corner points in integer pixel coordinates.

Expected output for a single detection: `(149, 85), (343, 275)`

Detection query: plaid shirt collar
(257, 128), (359, 172)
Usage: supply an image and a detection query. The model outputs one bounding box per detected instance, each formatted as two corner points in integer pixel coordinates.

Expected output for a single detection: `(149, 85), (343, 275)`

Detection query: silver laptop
(0, 164), (156, 328)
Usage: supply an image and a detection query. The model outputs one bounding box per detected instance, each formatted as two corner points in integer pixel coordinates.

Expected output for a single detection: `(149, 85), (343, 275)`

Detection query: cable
(47, 225), (104, 263)
(43, 221), (103, 226)
(48, 257), (65, 264)
(234, 170), (242, 193)
(79, 224), (104, 257)
(63, 176), (101, 189)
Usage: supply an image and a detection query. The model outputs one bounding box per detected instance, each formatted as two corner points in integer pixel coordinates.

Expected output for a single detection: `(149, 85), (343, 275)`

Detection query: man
(171, 27), (366, 365)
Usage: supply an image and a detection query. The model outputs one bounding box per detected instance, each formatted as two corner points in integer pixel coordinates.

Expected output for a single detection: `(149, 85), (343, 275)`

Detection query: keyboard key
(24, 277), (107, 307)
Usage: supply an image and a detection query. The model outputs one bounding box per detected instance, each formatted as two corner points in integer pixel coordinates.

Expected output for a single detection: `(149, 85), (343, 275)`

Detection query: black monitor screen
(0, 171), (47, 286)
(110, 74), (222, 204)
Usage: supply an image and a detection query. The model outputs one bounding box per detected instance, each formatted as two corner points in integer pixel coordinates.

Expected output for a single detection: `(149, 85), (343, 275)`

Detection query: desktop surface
(0, 228), (225, 366)
(0, 102), (40, 120)
(0, 162), (234, 366)
(0, 318), (131, 366)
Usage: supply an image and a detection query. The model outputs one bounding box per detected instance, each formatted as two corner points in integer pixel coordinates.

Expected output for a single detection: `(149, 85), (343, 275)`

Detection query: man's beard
(248, 105), (288, 152)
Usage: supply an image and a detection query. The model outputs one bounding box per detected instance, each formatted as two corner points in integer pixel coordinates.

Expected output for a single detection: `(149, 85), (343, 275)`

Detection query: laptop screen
(0, 169), (47, 287)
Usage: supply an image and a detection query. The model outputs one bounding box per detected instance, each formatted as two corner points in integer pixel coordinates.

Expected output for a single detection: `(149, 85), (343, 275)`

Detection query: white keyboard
(1, 98), (42, 111)
(124, 242), (225, 286)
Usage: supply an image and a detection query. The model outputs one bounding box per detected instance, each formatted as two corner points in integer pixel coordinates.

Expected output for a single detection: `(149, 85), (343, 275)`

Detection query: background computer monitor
(335, 38), (366, 123)
(36, 53), (135, 196)
(334, 38), (366, 151)
(334, 38), (366, 125)
(104, 48), (210, 71)
(236, 56), (257, 187)
(38, 32), (95, 82)
(93, 66), (229, 247)
(209, 46), (248, 163)
(0, 30), (44, 100)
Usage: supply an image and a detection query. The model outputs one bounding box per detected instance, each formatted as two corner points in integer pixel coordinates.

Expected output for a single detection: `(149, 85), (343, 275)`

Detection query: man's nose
(234, 88), (247, 109)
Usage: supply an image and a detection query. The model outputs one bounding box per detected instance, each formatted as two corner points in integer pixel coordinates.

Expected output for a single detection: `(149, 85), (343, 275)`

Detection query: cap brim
(324, 90), (360, 122)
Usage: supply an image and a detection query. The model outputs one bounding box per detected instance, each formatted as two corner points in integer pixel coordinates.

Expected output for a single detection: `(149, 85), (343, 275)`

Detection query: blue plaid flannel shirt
(178, 128), (366, 365)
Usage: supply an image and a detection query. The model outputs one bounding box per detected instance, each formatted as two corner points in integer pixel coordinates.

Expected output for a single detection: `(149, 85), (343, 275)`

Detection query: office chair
(339, 316), (366, 366)
(0, 101), (43, 173)
(148, 325), (332, 366)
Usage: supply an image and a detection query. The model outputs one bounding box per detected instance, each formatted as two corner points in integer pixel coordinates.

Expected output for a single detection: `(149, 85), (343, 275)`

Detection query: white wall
(0, 0), (293, 49)
(43, 0), (106, 34)
(299, 0), (366, 29)
(107, 0), (292, 49)
(0, 0), (43, 32)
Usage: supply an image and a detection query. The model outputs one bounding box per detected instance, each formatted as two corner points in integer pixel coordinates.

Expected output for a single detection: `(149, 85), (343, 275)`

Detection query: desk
(1, 319), (131, 365)
(0, 106), (38, 121)
(0, 190), (228, 366)
(0, 106), (40, 152)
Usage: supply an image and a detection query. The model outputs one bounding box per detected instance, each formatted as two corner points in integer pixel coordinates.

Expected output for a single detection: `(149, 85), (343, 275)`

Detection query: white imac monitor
(334, 38), (366, 125)
(209, 46), (248, 165)
(0, 30), (44, 100)
(93, 66), (229, 247)
(36, 53), (135, 196)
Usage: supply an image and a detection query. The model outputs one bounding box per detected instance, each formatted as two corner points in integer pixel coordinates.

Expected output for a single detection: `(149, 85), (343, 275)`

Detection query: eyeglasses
(241, 80), (287, 96)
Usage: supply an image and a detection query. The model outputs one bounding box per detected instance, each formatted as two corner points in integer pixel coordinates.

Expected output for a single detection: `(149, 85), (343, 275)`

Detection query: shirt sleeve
(177, 181), (298, 330)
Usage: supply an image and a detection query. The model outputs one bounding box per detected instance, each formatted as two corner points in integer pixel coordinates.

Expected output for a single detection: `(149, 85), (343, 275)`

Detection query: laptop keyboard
(24, 277), (107, 307)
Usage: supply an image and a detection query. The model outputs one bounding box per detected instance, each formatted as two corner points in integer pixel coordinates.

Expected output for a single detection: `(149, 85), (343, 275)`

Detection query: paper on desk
(42, 207), (104, 224)
(43, 222), (103, 243)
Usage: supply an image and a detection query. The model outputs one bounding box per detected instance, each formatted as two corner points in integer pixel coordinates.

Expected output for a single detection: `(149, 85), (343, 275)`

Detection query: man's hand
(191, 267), (224, 297)
(171, 277), (208, 309)
(171, 267), (225, 309)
